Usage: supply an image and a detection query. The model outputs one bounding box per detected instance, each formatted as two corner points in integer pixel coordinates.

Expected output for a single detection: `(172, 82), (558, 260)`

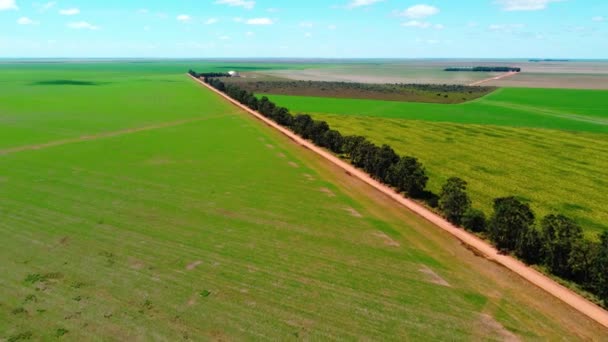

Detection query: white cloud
(0, 0), (18, 10)
(488, 23), (525, 32)
(304, 32), (312, 38)
(346, 0), (383, 9)
(205, 18), (219, 25)
(592, 16), (605, 22)
(328, 24), (337, 30)
(396, 4), (439, 19)
(266, 8), (279, 13)
(402, 20), (443, 29)
(59, 8), (80, 15)
(144, 26), (151, 31)
(245, 31), (254, 36)
(137, 8), (149, 14)
(17, 17), (38, 25)
(496, 0), (561, 11)
(36, 1), (56, 12)
(219, 35), (230, 40)
(233, 17), (244, 22)
(67, 21), (99, 30)
(246, 17), (273, 25)
(300, 21), (314, 28)
(177, 14), (192, 22)
(403, 20), (430, 28)
(215, 0), (255, 10)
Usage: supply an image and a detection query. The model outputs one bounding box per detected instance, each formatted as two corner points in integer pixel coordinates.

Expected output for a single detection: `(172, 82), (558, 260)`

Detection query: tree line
(438, 178), (608, 305)
(191, 69), (607, 307)
(445, 67), (522, 72)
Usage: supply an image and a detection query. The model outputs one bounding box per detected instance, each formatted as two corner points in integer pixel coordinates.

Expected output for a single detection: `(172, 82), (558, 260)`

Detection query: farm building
(228, 70), (240, 77)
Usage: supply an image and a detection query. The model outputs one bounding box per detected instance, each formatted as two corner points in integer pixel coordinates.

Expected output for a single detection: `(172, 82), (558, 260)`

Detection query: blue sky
(1, 0), (607, 58)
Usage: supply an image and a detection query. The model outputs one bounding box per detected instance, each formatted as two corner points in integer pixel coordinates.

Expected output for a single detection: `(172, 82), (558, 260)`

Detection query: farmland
(265, 88), (608, 235)
(223, 79), (495, 104)
(264, 59), (608, 89)
(1, 62), (607, 340)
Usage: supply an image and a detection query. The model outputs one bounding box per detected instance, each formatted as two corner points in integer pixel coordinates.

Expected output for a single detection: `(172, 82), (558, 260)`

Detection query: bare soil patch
(288, 161), (299, 168)
(303, 173), (315, 181)
(419, 265), (451, 287)
(478, 314), (520, 342)
(372, 231), (400, 247)
(186, 260), (203, 271)
(319, 187), (335, 197)
(344, 207), (362, 218)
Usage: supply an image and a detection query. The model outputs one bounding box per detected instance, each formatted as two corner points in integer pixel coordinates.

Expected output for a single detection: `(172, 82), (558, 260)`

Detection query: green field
(266, 90), (608, 235)
(265, 88), (608, 133)
(1, 63), (606, 340)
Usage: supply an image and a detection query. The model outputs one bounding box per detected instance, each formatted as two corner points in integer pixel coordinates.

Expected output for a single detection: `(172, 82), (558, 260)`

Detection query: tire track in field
(469, 72), (519, 86)
(0, 115), (229, 156)
(190, 74), (608, 329)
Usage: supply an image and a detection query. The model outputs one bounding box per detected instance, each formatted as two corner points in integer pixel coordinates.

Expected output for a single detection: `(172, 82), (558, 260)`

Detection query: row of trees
(227, 80), (494, 96)
(194, 70), (607, 306)
(203, 74), (431, 200)
(444, 67), (522, 72)
(438, 177), (608, 304)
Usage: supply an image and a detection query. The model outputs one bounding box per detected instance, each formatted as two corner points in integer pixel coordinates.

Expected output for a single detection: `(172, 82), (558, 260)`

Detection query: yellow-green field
(266, 91), (608, 235)
(1, 63), (606, 340)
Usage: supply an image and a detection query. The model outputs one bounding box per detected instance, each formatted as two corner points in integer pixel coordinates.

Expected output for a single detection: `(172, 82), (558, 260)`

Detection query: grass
(265, 90), (608, 235)
(0, 62), (606, 340)
(265, 88), (608, 133)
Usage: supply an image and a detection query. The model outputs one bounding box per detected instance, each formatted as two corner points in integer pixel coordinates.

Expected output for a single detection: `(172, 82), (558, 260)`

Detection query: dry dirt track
(469, 71), (518, 86)
(190, 74), (608, 329)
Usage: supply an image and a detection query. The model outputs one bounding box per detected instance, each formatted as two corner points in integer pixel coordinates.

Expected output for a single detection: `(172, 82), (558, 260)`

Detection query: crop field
(1, 63), (607, 340)
(223, 79), (494, 104)
(263, 60), (608, 89)
(266, 89), (608, 235)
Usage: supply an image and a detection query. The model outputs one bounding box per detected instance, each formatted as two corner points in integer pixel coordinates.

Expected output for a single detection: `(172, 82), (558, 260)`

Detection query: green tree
(515, 227), (543, 265)
(489, 197), (535, 252)
(541, 214), (583, 278)
(322, 130), (344, 153)
(369, 145), (399, 183)
(386, 156), (428, 197)
(438, 177), (471, 225)
(461, 208), (486, 233)
(568, 238), (598, 288)
(592, 232), (608, 304)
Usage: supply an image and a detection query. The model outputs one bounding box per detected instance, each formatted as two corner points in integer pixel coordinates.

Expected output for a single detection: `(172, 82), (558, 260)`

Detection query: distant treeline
(529, 59), (570, 62)
(221, 80), (494, 104)
(190, 69), (608, 307)
(188, 70), (231, 78)
(445, 67), (522, 72)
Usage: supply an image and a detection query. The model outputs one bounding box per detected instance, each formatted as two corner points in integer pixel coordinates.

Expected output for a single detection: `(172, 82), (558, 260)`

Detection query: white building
(228, 70), (240, 77)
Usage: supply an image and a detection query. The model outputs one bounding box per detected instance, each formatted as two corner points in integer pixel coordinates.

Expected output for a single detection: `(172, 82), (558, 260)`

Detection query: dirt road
(469, 71), (519, 86)
(190, 74), (608, 329)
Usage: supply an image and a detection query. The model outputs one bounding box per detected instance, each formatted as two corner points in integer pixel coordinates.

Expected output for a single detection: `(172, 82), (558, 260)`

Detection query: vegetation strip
(189, 73), (608, 328)
(223, 79), (494, 104)
(0, 116), (227, 156)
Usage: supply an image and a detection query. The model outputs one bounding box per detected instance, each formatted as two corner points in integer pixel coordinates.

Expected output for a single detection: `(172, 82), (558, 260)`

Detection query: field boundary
(0, 115), (227, 156)
(469, 71), (518, 86)
(189, 74), (608, 329)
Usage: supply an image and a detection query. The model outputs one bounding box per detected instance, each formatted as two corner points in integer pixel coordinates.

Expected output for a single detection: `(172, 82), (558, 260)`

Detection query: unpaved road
(469, 71), (519, 86)
(190, 74), (608, 329)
